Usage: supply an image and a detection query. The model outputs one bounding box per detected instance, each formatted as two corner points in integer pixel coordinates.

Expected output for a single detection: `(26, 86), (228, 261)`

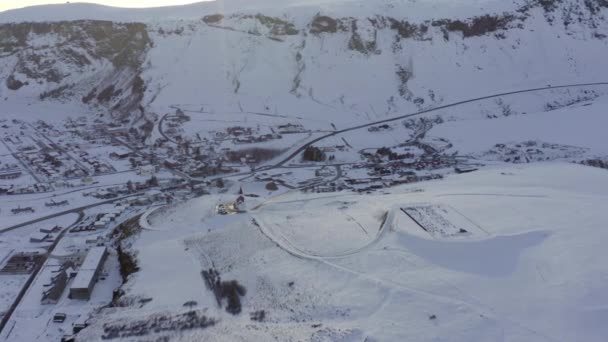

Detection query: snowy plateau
(0, 0), (607, 341)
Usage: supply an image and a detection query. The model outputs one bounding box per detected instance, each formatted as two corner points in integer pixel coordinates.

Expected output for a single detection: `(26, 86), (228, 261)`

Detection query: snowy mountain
(1, 0), (608, 127)
(0, 20), (149, 120)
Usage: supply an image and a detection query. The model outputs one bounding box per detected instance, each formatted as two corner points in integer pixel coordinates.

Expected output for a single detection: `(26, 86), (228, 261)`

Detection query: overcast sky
(0, 1), (204, 12)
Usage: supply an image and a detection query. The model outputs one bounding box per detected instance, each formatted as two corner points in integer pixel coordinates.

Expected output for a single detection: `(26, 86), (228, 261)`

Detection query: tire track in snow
(252, 208), (392, 260)
(253, 211), (562, 342)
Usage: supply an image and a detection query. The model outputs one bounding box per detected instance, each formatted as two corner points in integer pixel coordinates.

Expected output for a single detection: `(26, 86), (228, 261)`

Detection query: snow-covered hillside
(1, 0), (608, 128)
(70, 162), (608, 342)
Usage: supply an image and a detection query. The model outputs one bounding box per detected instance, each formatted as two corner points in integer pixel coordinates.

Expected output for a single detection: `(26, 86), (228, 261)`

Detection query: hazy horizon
(0, 1), (206, 12)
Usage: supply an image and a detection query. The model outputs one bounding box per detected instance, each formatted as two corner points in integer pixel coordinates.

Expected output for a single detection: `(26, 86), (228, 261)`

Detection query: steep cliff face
(1, 0), (607, 126)
(0, 21), (150, 119)
(140, 0), (608, 127)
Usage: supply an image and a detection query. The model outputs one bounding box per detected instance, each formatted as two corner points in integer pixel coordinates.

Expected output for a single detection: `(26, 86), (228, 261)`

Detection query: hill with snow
(1, 0), (608, 127)
(66, 162), (608, 342)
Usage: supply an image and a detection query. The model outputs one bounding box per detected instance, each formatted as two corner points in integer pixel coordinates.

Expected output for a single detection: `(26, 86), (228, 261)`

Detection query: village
(0, 89), (604, 342)
(0, 109), (482, 342)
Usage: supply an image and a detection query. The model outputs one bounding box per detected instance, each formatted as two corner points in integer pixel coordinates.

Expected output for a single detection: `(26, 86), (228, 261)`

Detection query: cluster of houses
(255, 162), (449, 194)
(92, 211), (122, 230)
(28, 225), (63, 243)
(127, 190), (167, 206)
(212, 126), (283, 145)
(233, 133), (281, 144)
(315, 166), (336, 178)
(63, 117), (88, 130)
(109, 151), (132, 161)
(71, 206), (128, 233)
(215, 126), (255, 140)
(30, 232), (53, 243)
(367, 124), (393, 132)
(309, 183), (342, 193)
(19, 149), (85, 180)
(0, 164), (22, 180)
(88, 189), (120, 199)
(277, 123), (306, 134)
(0, 183), (52, 195)
(0, 169), (22, 180)
(301, 168), (446, 194)
(86, 177), (170, 200)
(77, 151), (114, 175)
(363, 154), (456, 177)
(164, 156), (237, 178)
(341, 173), (444, 193)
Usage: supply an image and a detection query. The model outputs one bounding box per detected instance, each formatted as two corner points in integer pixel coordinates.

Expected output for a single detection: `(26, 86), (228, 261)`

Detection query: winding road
(155, 82), (608, 188)
(252, 209), (393, 261)
(267, 82), (608, 168)
(0, 194), (138, 234)
(238, 82), (608, 267)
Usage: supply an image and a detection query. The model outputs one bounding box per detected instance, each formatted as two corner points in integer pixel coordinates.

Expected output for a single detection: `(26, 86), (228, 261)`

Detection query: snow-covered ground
(0, 275), (28, 321)
(74, 162), (608, 341)
(2, 0), (608, 132)
(432, 95), (608, 157)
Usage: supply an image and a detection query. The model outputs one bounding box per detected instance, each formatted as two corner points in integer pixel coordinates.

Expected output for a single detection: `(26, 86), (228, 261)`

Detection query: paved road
(1, 183), (128, 203)
(158, 113), (180, 145)
(253, 207), (391, 260)
(0, 194), (138, 234)
(269, 82), (608, 168)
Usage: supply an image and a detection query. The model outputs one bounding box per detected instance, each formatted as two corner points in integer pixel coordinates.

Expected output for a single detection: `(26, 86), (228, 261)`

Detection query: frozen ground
(78, 163), (608, 341)
(0, 275), (28, 322)
(254, 196), (388, 256)
(432, 95), (608, 157)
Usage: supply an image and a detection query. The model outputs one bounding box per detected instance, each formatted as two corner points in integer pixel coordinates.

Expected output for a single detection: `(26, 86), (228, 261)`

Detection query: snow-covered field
(254, 195), (388, 256)
(0, 275), (28, 321)
(432, 95), (608, 157)
(74, 163), (608, 341)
